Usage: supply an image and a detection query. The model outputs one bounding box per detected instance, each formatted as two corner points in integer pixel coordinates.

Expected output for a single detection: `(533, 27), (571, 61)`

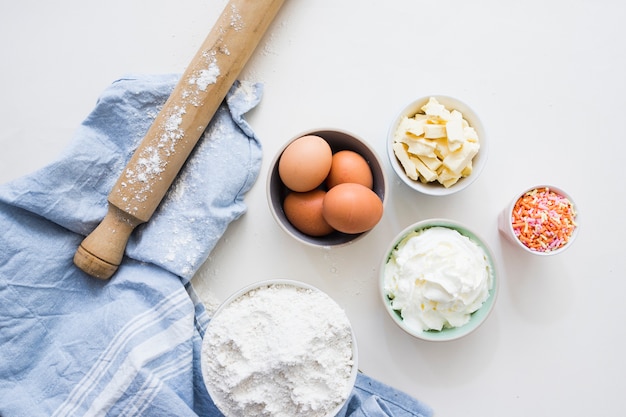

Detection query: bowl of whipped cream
(380, 219), (498, 341)
(201, 279), (358, 417)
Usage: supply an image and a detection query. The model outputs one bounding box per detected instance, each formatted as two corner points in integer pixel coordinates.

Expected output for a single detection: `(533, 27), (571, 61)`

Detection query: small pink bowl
(498, 185), (579, 256)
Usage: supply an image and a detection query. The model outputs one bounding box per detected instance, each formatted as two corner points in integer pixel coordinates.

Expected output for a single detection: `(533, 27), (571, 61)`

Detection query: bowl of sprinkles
(499, 186), (578, 255)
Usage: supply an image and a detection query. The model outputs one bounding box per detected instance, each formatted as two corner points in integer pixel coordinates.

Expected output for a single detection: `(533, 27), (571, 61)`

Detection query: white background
(1, 1), (625, 416)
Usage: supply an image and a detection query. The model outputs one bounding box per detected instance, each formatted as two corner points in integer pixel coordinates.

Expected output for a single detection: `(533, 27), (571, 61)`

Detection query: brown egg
(322, 183), (383, 234)
(326, 150), (374, 189)
(283, 189), (335, 237)
(278, 135), (333, 192)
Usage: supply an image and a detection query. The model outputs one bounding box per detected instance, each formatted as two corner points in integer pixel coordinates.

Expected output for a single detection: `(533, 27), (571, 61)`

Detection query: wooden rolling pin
(74, 0), (286, 279)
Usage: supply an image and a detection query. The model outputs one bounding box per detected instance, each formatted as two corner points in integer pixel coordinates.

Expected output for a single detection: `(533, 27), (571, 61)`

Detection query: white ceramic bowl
(201, 279), (358, 417)
(498, 185), (579, 255)
(387, 95), (488, 196)
(380, 219), (498, 342)
(267, 128), (387, 247)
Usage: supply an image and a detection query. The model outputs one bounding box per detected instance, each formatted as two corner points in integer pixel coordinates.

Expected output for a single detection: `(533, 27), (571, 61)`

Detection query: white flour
(189, 61), (220, 92)
(202, 283), (355, 417)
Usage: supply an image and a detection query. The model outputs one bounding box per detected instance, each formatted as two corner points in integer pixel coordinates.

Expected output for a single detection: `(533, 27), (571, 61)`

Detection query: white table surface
(2, 1), (625, 416)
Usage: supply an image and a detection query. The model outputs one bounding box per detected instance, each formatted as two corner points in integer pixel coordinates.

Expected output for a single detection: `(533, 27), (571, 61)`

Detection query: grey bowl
(267, 128), (387, 247)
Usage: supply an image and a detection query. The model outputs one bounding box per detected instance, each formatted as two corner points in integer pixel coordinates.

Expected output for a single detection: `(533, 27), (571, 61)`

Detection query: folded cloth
(348, 374), (432, 417)
(0, 74), (432, 417)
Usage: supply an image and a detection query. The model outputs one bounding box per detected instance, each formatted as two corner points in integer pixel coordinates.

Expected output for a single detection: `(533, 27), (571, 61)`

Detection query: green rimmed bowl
(380, 219), (498, 342)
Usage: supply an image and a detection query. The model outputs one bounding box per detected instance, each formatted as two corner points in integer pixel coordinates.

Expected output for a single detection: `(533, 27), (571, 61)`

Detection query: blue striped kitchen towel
(0, 74), (432, 417)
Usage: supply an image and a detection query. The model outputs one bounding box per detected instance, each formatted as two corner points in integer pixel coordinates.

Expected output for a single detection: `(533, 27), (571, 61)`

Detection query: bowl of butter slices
(387, 95), (488, 196)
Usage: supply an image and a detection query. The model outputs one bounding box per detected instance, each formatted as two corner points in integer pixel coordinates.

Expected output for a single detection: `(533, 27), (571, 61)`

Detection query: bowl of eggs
(387, 95), (488, 196)
(267, 128), (387, 247)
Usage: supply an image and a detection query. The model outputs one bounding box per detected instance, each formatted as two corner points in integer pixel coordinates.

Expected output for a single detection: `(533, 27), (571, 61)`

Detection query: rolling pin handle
(73, 205), (142, 280)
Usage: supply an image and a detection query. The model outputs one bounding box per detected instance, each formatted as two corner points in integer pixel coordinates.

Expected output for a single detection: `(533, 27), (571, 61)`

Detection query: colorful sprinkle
(511, 187), (577, 252)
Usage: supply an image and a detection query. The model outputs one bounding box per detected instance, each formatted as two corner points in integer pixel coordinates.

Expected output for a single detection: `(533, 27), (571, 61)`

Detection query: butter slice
(395, 116), (427, 140)
(422, 97), (451, 120)
(404, 136), (436, 157)
(445, 118), (465, 151)
(423, 123), (447, 139)
(394, 117), (411, 142)
(417, 154), (442, 171)
(410, 155), (438, 182)
(437, 167), (461, 188)
(434, 137), (450, 159)
(393, 142), (418, 180)
(442, 177), (461, 188)
(450, 109), (464, 120)
(464, 126), (479, 142)
(461, 160), (473, 177)
(443, 142), (480, 175)
(405, 115), (428, 137)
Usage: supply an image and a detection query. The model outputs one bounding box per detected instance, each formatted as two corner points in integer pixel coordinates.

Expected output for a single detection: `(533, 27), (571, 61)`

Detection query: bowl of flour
(201, 280), (358, 417)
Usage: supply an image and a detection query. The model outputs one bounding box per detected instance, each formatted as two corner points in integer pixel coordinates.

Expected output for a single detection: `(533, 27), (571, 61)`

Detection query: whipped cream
(384, 226), (492, 332)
